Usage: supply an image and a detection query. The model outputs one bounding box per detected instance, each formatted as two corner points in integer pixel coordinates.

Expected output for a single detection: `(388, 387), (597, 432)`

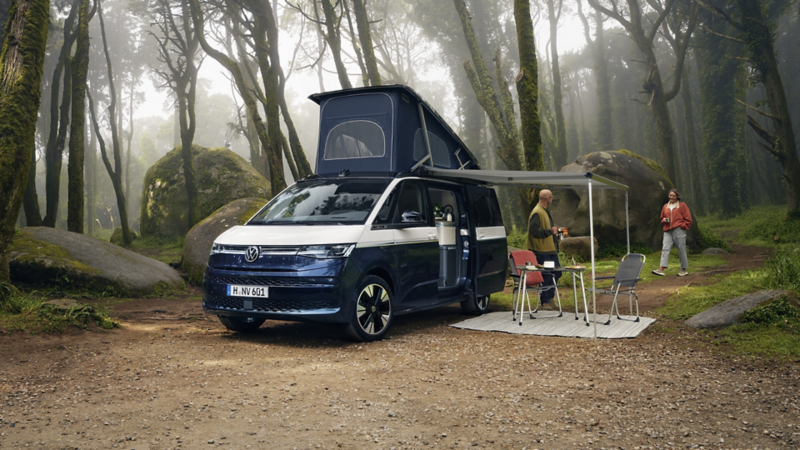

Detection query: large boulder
(140, 145), (271, 238)
(9, 227), (185, 296)
(559, 236), (598, 262)
(549, 150), (697, 251)
(181, 197), (268, 285)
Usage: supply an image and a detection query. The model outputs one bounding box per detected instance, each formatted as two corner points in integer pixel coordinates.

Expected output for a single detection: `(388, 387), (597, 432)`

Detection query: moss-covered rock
(140, 145), (271, 238)
(110, 227), (138, 246)
(181, 198), (267, 285)
(9, 227), (185, 296)
(551, 150), (696, 250)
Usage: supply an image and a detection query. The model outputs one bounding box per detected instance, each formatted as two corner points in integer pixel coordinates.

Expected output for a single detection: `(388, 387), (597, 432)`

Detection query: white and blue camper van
(202, 85), (507, 341)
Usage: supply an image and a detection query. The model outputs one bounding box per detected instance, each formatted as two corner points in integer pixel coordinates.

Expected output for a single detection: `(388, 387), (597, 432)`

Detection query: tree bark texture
(452, 0), (530, 218)
(319, 0), (352, 89)
(513, 0), (543, 173)
(22, 146), (42, 226)
(67, 0), (90, 233)
(0, 0), (50, 282)
(352, 0), (381, 86)
(546, 0), (568, 170)
(577, 0), (614, 151)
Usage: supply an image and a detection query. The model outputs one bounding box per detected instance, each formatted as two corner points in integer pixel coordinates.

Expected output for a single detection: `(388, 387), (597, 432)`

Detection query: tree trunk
(319, 0), (352, 89)
(22, 147), (42, 226)
(67, 0), (89, 233)
(85, 121), (96, 234)
(578, 1), (614, 151)
(0, 0), (51, 283)
(513, 0), (543, 173)
(352, 0), (381, 86)
(546, 0), (568, 170)
(92, 0), (131, 245)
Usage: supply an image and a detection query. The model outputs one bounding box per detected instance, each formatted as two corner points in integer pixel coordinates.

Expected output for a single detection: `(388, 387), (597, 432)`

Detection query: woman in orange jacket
(652, 189), (692, 277)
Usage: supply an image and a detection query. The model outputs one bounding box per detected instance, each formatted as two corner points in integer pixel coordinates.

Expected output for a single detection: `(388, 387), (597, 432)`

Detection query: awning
(418, 167), (628, 191)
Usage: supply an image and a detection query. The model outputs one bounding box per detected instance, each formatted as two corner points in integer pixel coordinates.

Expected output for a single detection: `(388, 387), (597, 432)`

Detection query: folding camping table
(512, 264), (589, 326)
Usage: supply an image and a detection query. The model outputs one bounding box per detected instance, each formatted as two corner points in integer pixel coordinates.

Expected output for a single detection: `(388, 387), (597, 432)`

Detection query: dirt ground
(1, 244), (799, 449)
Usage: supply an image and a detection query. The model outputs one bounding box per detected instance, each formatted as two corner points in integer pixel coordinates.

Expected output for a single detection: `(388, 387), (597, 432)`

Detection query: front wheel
(218, 316), (266, 333)
(461, 294), (490, 315)
(344, 275), (393, 342)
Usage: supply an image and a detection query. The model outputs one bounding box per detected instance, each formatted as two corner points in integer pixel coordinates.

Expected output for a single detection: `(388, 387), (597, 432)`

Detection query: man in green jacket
(525, 189), (561, 306)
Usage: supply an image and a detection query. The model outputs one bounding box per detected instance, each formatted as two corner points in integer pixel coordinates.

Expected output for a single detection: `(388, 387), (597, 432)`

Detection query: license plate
(227, 285), (269, 298)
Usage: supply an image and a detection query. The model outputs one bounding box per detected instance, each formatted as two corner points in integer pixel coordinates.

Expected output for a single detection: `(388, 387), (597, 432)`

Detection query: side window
(374, 181), (429, 225)
(474, 188), (503, 228)
(324, 120), (386, 160)
(413, 129), (451, 167)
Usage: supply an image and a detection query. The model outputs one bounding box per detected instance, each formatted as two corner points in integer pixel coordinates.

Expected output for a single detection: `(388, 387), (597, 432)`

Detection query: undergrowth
(0, 291), (118, 334)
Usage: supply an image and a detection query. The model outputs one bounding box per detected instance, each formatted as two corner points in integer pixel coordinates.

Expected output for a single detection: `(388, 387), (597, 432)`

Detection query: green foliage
(657, 269), (768, 321)
(0, 293), (118, 334)
(737, 208), (800, 245)
(694, 222), (731, 252)
(739, 295), (800, 324)
(506, 228), (526, 250)
(763, 245), (800, 290)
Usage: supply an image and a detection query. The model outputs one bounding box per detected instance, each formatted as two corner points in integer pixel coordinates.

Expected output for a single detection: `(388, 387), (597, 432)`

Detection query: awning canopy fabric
(418, 167), (628, 191)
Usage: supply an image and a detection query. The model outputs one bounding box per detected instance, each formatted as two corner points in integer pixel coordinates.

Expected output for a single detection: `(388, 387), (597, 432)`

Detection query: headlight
(297, 244), (355, 258)
(210, 243), (221, 255)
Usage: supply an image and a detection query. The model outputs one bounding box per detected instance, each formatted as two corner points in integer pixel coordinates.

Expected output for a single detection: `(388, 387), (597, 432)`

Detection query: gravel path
(1, 301), (798, 449)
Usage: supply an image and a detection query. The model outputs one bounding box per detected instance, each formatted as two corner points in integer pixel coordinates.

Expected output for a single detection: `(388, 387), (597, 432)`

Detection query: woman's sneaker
(678, 269), (689, 277)
(652, 268), (665, 276)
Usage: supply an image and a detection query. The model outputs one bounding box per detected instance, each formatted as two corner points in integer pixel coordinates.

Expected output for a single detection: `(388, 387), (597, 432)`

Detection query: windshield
(248, 178), (391, 225)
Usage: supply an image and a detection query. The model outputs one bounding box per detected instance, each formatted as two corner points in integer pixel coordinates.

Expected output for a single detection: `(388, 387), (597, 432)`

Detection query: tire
(461, 294), (490, 315)
(218, 316), (266, 333)
(344, 275), (393, 342)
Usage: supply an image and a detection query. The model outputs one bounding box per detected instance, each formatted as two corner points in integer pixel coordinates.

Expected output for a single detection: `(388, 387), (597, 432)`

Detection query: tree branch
(736, 98), (779, 119)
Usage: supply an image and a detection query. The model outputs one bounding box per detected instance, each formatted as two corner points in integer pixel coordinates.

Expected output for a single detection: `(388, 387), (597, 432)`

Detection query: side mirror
(401, 211), (424, 223)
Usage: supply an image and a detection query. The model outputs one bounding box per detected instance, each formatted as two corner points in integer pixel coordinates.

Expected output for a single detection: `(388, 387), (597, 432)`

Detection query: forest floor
(1, 243), (799, 449)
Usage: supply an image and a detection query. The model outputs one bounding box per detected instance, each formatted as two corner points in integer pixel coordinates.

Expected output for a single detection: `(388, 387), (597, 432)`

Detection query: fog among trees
(2, 0), (800, 279)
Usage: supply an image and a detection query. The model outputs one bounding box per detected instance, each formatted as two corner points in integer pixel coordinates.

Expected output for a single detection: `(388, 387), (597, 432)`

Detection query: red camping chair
(509, 250), (562, 324)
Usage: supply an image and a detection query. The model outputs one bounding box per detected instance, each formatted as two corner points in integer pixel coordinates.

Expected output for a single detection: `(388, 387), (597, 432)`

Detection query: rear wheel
(461, 294), (490, 315)
(345, 275), (393, 342)
(218, 316), (266, 333)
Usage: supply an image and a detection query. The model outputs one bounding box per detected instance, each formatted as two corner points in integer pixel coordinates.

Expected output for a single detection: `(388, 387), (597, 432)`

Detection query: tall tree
(0, 0), (51, 283)
(708, 0), (800, 213)
(67, 0), (91, 233)
(588, 0), (698, 184)
(514, 0), (544, 174)
(88, 0), (132, 245)
(352, 0), (381, 86)
(576, 0), (613, 151)
(319, 0), (352, 89)
(151, 0), (201, 230)
(546, 0), (568, 169)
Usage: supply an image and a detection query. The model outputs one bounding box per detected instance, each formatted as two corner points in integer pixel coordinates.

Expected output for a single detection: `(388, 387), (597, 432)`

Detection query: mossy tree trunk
(723, 0), (800, 213)
(89, 0), (131, 245)
(352, 0), (381, 86)
(151, 0), (200, 230)
(546, 0), (568, 170)
(67, 0), (89, 233)
(0, 0), (51, 283)
(453, 0), (530, 219)
(588, 0), (698, 185)
(22, 147), (42, 226)
(514, 0), (543, 175)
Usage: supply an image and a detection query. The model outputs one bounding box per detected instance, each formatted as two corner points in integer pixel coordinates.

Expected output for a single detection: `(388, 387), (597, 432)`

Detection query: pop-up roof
(309, 85), (480, 176)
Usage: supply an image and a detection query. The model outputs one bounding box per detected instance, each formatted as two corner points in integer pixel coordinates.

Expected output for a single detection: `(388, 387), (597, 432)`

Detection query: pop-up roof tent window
(310, 85), (480, 176)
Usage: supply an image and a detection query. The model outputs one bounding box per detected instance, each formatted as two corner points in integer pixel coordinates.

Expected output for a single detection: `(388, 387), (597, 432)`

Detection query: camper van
(202, 85), (507, 341)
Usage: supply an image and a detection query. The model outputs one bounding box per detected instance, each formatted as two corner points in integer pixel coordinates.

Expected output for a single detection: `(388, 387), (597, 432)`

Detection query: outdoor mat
(449, 311), (656, 338)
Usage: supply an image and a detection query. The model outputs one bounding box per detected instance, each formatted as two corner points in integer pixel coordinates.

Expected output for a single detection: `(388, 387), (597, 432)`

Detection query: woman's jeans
(660, 227), (688, 269)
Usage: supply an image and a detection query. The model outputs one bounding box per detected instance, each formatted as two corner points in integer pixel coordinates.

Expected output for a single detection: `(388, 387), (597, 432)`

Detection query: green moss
(10, 230), (100, 275)
(616, 149), (673, 187)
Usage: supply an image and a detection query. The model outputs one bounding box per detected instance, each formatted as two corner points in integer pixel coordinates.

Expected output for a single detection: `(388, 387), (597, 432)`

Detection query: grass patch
(701, 205), (800, 247)
(128, 235), (185, 265)
(656, 269), (767, 321)
(0, 292), (118, 334)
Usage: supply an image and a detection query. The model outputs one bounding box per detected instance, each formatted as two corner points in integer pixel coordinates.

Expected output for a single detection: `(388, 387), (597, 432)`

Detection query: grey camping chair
(588, 253), (645, 324)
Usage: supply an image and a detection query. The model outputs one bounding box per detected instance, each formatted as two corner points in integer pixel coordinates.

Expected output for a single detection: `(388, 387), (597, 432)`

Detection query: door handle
(478, 232), (485, 239)
(428, 233), (437, 240)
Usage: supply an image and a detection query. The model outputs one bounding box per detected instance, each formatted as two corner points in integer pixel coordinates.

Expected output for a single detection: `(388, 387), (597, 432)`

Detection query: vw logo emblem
(244, 246), (260, 263)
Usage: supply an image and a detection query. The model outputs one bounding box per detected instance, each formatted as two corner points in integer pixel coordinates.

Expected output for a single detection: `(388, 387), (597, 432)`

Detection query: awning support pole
(626, 191), (630, 255)
(589, 179), (597, 338)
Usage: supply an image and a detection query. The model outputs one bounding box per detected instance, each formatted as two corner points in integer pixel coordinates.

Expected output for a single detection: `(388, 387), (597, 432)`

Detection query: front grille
(204, 295), (336, 312)
(206, 276), (333, 288)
